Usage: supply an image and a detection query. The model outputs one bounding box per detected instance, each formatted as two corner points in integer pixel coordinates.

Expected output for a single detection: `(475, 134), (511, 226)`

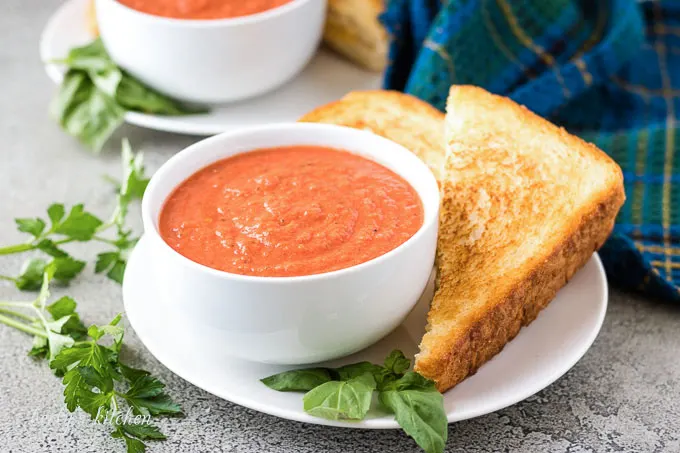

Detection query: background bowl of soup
(141, 123), (440, 364)
(94, 0), (326, 104)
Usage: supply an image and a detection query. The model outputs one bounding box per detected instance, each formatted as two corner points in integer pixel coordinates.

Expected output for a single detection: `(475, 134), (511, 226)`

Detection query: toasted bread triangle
(300, 90), (446, 181)
(323, 0), (387, 71)
(414, 86), (624, 391)
(299, 87), (624, 393)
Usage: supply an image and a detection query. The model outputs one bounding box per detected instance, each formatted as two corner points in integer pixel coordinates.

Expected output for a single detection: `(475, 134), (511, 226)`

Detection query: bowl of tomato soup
(94, 0), (326, 104)
(141, 123), (439, 364)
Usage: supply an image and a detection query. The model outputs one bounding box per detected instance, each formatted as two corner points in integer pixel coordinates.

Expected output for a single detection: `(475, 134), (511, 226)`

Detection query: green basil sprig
(261, 350), (448, 453)
(50, 39), (207, 152)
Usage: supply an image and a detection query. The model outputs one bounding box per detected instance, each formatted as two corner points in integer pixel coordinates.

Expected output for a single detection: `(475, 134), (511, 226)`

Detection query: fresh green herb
(303, 372), (376, 420)
(0, 266), (181, 452)
(379, 372), (448, 453)
(260, 368), (333, 392)
(383, 349), (411, 375)
(15, 256), (86, 290)
(0, 140), (149, 288)
(50, 38), (207, 152)
(51, 71), (125, 152)
(261, 350), (448, 453)
(335, 361), (385, 381)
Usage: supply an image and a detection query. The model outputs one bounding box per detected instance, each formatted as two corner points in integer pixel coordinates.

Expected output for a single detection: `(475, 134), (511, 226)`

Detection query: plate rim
(123, 235), (608, 429)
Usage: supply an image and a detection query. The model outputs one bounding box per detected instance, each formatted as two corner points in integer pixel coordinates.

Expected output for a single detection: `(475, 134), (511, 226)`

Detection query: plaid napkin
(382, 0), (680, 302)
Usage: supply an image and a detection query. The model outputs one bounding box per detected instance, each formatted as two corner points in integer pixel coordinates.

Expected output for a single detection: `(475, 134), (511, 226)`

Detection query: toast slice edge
(414, 86), (625, 392)
(299, 90), (446, 181)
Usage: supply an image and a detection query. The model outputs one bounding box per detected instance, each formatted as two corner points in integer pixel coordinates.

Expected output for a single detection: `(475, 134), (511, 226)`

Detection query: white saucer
(40, 0), (383, 136)
(123, 235), (608, 428)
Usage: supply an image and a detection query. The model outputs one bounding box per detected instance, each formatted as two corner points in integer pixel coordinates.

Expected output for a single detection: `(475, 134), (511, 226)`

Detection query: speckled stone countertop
(1, 1), (679, 452)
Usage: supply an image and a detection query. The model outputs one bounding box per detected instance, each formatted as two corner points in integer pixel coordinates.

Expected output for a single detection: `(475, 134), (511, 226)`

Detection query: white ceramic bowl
(141, 123), (439, 364)
(95, 0), (326, 104)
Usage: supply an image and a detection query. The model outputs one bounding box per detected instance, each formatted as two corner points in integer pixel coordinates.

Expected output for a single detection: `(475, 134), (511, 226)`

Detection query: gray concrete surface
(1, 1), (680, 452)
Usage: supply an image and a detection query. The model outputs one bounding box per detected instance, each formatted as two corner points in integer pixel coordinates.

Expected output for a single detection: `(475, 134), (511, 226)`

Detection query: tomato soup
(118, 0), (294, 20)
(159, 146), (424, 277)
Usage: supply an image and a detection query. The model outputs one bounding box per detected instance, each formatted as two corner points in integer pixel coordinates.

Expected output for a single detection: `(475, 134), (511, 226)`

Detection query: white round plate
(123, 235), (608, 428)
(39, 0), (383, 136)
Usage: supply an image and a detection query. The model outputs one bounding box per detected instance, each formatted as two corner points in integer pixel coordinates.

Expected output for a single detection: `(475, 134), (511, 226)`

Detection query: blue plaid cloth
(382, 0), (680, 302)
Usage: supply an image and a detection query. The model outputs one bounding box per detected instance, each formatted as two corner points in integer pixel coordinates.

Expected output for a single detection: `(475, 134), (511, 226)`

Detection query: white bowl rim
(96, 0), (316, 28)
(142, 122), (440, 284)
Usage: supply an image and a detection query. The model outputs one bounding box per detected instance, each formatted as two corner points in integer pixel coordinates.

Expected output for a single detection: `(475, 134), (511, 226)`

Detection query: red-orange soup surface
(117, 0), (293, 19)
(159, 146), (424, 277)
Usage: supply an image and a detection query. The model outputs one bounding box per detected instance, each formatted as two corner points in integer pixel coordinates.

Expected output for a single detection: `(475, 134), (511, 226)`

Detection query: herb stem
(0, 242), (36, 255)
(93, 235), (118, 246)
(0, 307), (37, 322)
(111, 394), (120, 414)
(98, 221), (115, 233)
(0, 301), (32, 308)
(33, 306), (55, 341)
(0, 313), (47, 337)
(0, 237), (77, 256)
(0, 274), (16, 282)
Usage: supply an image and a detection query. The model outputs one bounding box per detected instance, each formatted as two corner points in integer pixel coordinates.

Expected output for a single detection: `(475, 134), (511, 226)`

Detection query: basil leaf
(302, 372), (376, 420)
(67, 77), (125, 152)
(51, 70), (125, 152)
(50, 69), (123, 151)
(89, 66), (124, 97)
(50, 70), (90, 124)
(384, 350), (410, 375)
(335, 362), (384, 381)
(378, 372), (447, 453)
(51, 38), (207, 151)
(261, 368), (333, 392)
(62, 38), (114, 72)
(115, 75), (205, 115)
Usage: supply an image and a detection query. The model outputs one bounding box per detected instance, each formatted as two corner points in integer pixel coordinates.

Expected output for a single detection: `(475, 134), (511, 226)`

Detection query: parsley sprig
(0, 262), (181, 452)
(0, 139), (149, 289)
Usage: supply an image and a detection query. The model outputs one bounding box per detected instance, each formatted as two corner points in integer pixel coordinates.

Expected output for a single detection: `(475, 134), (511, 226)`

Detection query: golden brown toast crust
(323, 0), (387, 71)
(300, 90), (446, 181)
(415, 184), (624, 391)
(414, 86), (625, 392)
(87, 0), (99, 36)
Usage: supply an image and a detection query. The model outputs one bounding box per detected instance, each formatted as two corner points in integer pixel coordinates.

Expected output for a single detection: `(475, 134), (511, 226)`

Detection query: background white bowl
(141, 123), (439, 364)
(95, 0), (326, 104)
